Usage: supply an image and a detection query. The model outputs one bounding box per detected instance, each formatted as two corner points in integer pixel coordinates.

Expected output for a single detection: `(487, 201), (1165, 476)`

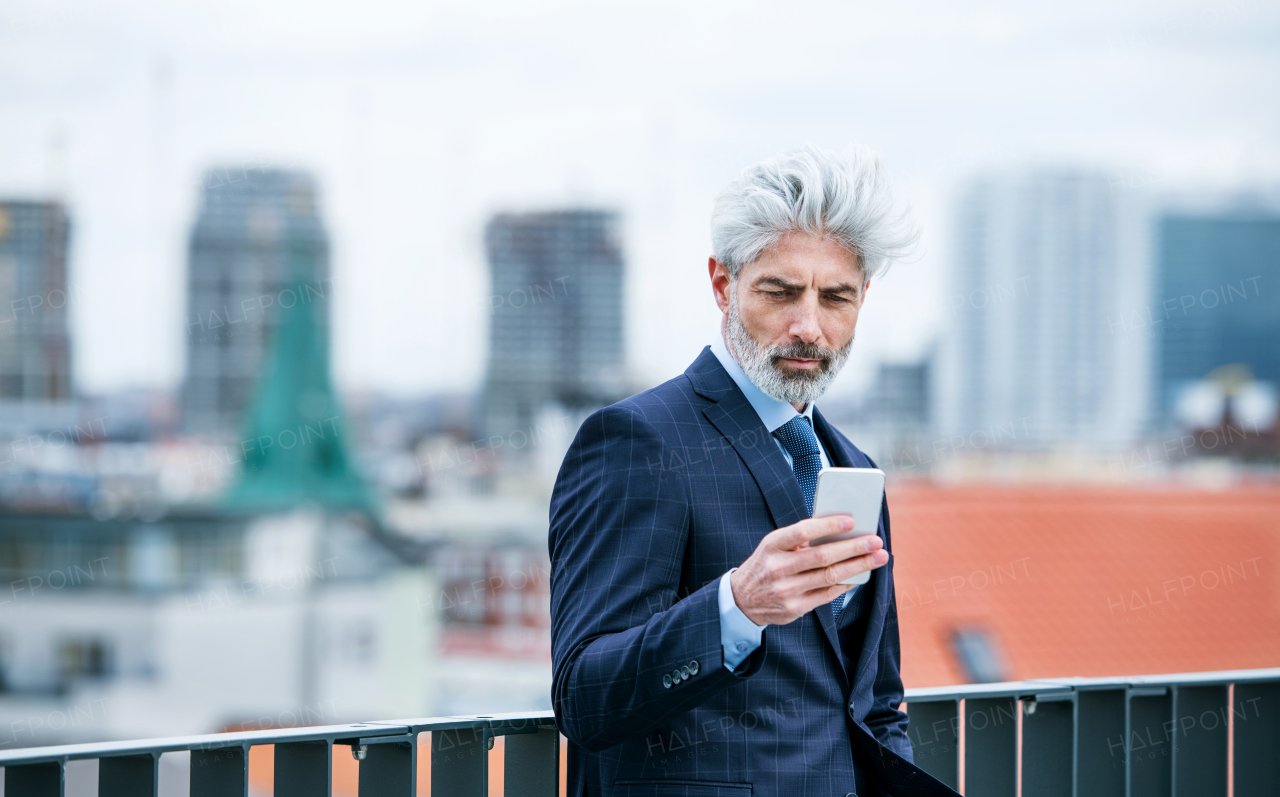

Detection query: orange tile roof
(887, 482), (1280, 688)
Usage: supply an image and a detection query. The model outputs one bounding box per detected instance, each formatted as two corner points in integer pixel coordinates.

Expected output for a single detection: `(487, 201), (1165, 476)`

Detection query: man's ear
(709, 257), (733, 314)
(861, 278), (871, 306)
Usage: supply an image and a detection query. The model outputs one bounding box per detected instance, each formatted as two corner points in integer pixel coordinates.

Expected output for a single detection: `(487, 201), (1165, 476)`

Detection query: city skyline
(2, 0), (1277, 398)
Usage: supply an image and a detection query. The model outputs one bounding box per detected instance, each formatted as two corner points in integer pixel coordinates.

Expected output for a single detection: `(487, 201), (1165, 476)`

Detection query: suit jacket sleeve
(549, 404), (764, 751)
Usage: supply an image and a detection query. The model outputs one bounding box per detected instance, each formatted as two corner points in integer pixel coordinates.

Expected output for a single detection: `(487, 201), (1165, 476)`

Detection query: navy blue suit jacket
(549, 348), (957, 797)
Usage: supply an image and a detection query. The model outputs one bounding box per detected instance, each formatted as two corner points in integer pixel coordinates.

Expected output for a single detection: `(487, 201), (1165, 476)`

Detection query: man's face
(709, 232), (868, 406)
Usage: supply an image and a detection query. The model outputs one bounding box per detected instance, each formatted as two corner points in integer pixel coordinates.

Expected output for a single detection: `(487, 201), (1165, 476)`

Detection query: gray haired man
(549, 144), (957, 796)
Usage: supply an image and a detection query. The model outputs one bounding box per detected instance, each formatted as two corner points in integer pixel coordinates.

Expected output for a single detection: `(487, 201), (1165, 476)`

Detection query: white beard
(724, 288), (853, 405)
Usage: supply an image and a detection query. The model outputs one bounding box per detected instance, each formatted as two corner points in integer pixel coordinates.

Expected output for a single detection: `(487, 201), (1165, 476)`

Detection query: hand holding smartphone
(809, 467), (885, 585)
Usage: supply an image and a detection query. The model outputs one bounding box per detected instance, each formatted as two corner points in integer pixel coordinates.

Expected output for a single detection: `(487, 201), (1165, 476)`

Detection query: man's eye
(825, 294), (851, 303)
(765, 290), (789, 298)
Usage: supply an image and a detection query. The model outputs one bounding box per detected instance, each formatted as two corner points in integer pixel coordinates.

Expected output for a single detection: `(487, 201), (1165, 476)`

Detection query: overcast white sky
(1, 0), (1277, 398)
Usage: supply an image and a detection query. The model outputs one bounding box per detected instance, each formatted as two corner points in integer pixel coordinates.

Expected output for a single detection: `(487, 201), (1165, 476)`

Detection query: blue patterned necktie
(773, 415), (852, 617)
(773, 416), (822, 515)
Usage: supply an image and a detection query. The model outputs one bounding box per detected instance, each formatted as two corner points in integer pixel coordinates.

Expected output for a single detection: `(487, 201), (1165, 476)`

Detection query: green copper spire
(223, 277), (373, 513)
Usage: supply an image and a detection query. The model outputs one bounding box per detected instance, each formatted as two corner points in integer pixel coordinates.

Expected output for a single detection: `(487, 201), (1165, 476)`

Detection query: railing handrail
(900, 665), (1280, 701)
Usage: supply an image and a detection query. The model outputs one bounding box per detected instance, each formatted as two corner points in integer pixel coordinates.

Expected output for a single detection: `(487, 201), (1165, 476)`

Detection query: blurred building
(863, 359), (932, 435)
(0, 507), (434, 746)
(0, 249), (437, 748)
(937, 170), (1151, 449)
(1156, 210), (1280, 423)
(824, 356), (935, 473)
(220, 259), (371, 515)
(184, 169), (331, 438)
(0, 201), (73, 408)
(482, 210), (626, 441)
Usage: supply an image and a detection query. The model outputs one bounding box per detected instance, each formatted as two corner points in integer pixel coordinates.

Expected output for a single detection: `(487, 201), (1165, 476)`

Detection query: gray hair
(710, 143), (919, 280)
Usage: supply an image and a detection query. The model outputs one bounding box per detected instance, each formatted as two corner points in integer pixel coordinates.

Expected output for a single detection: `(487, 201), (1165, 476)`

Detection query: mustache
(768, 341), (839, 367)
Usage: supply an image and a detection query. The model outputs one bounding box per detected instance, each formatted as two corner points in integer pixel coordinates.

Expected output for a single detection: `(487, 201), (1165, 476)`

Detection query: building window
(57, 637), (113, 684)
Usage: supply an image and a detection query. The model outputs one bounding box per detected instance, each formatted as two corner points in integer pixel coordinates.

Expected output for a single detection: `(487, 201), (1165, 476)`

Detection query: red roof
(887, 482), (1280, 687)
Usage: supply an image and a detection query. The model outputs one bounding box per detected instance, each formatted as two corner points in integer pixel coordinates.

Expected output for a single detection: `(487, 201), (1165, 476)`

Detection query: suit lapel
(813, 408), (890, 696)
(686, 349), (809, 532)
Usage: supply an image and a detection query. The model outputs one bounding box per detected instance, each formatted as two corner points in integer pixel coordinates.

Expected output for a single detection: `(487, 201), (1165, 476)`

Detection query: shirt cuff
(718, 568), (766, 671)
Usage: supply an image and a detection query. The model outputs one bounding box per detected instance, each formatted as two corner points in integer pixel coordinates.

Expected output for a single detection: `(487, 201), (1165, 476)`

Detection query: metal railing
(0, 667), (1276, 796)
(0, 712), (559, 796)
(905, 666), (1280, 797)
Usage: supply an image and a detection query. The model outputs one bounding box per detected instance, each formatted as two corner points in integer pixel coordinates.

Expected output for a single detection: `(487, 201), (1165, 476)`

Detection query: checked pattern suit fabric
(549, 347), (959, 797)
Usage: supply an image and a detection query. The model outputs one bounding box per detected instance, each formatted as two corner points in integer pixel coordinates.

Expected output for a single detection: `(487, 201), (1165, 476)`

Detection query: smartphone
(809, 467), (885, 585)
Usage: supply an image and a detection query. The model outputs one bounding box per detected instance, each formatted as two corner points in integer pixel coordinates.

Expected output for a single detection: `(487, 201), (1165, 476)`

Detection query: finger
(769, 515), (853, 551)
(775, 533), (879, 578)
(789, 579), (861, 617)
(785, 533), (883, 576)
(792, 549), (889, 592)
(799, 580), (857, 607)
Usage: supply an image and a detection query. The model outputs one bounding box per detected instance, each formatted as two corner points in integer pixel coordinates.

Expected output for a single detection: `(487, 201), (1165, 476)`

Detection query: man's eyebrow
(821, 282), (861, 295)
(753, 276), (805, 291)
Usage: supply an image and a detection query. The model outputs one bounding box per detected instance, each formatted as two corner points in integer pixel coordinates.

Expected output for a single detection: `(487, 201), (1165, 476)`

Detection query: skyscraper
(936, 170), (1151, 448)
(0, 201), (72, 405)
(482, 211), (626, 440)
(1155, 210), (1280, 418)
(184, 169), (331, 437)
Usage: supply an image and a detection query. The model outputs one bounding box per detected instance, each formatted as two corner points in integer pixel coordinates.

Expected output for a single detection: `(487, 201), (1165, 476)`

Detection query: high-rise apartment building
(482, 211), (626, 439)
(936, 170), (1151, 448)
(184, 169), (330, 437)
(0, 201), (72, 403)
(1155, 211), (1280, 417)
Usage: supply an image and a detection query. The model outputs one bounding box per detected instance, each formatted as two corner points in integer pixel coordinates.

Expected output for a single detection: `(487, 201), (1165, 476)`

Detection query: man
(549, 145), (957, 797)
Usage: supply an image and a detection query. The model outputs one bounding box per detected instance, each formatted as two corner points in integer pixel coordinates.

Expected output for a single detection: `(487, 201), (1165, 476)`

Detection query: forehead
(743, 232), (863, 283)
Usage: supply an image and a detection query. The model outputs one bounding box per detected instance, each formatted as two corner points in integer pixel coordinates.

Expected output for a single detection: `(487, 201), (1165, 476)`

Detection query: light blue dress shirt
(709, 335), (853, 672)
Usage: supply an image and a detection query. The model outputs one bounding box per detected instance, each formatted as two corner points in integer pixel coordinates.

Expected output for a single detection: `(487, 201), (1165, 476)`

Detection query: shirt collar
(710, 330), (815, 434)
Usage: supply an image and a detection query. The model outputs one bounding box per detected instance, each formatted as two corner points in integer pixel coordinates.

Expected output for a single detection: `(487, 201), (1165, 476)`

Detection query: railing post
(358, 737), (415, 797)
(4, 760), (64, 797)
(1021, 694), (1073, 797)
(1076, 687), (1126, 797)
(905, 698), (959, 789)
(1170, 684), (1226, 796)
(99, 753), (159, 797)
(275, 741), (332, 797)
(1232, 679), (1280, 797)
(1126, 687), (1172, 797)
(191, 744), (249, 797)
(503, 726), (560, 797)
(430, 723), (488, 797)
(965, 697), (1017, 797)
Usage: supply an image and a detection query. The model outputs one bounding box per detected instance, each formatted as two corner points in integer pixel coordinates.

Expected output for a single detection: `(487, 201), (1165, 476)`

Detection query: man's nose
(789, 295), (823, 343)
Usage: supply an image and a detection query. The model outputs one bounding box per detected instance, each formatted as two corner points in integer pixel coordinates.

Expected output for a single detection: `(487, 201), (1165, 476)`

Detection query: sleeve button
(672, 669), (683, 683)
(662, 674), (672, 689)
(689, 660), (699, 675)
(680, 665), (691, 679)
